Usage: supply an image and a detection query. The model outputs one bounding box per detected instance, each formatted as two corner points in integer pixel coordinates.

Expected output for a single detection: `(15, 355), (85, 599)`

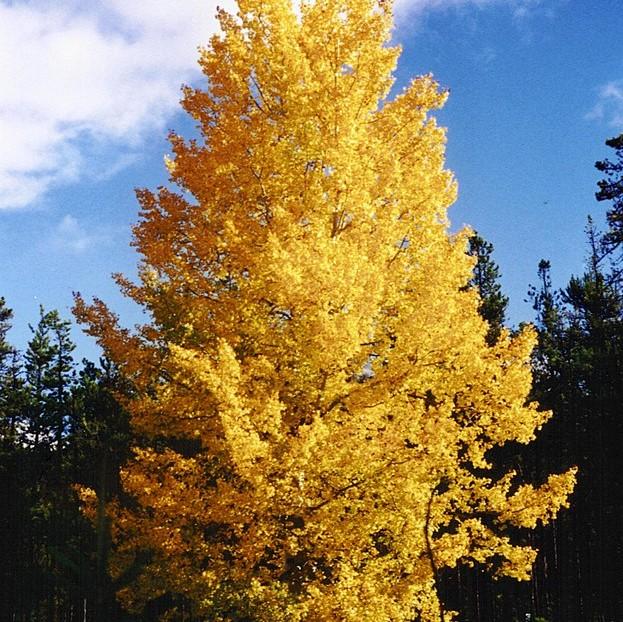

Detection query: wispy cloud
(51, 214), (104, 254)
(511, 0), (546, 19)
(91, 153), (141, 183)
(394, 0), (549, 19)
(394, 0), (494, 18)
(587, 80), (623, 129)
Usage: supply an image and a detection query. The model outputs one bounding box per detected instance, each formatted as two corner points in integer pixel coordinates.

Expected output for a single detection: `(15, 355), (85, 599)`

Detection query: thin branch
(250, 74), (274, 116)
(307, 478), (364, 512)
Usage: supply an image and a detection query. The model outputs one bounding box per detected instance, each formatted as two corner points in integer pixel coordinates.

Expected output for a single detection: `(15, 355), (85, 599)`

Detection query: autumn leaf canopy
(75, 0), (576, 620)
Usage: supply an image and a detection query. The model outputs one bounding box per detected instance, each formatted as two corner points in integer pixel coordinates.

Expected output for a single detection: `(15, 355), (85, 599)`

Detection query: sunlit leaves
(76, 0), (576, 620)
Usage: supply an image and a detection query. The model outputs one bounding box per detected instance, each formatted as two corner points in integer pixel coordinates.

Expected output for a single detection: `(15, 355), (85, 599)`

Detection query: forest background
(1, 1), (623, 621)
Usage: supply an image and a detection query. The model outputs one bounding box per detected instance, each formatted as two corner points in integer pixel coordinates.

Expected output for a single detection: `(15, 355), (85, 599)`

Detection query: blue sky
(1, 0), (622, 361)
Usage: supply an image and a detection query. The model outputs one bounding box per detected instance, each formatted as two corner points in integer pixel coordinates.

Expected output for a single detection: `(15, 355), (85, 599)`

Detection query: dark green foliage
(0, 297), (12, 362)
(0, 303), (134, 622)
(467, 232), (509, 345)
(595, 133), (623, 251)
(23, 307), (76, 449)
(516, 206), (623, 622)
(528, 259), (565, 379)
(0, 299), (21, 443)
(70, 359), (134, 621)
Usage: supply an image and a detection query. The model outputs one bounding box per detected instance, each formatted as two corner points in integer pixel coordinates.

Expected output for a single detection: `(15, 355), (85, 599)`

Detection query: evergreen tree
(0, 298), (25, 618)
(0, 297), (19, 442)
(1, 307), (80, 620)
(0, 296), (12, 365)
(70, 358), (133, 622)
(595, 132), (623, 252)
(466, 233), (508, 345)
(0, 303), (136, 621)
(529, 260), (565, 388)
(527, 221), (623, 622)
(23, 307), (75, 449)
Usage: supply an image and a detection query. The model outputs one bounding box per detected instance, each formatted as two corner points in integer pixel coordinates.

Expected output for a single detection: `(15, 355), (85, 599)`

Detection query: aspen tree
(75, 0), (576, 619)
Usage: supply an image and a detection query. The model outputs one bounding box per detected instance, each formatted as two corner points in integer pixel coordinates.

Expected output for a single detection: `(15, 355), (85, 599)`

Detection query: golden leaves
(75, 0), (576, 620)
(499, 468), (578, 529)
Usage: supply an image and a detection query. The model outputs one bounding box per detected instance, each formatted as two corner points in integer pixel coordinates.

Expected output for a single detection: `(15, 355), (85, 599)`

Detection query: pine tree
(14, 308), (77, 619)
(0, 297), (12, 365)
(0, 306), (133, 621)
(75, 1), (575, 620)
(0, 297), (19, 442)
(595, 133), (623, 253)
(527, 220), (623, 621)
(0, 297), (25, 616)
(70, 359), (133, 622)
(529, 260), (565, 388)
(466, 233), (508, 345)
(24, 307), (75, 449)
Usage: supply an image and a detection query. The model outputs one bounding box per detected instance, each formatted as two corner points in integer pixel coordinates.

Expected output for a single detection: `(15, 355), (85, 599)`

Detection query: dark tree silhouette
(596, 133), (623, 252)
(467, 232), (509, 345)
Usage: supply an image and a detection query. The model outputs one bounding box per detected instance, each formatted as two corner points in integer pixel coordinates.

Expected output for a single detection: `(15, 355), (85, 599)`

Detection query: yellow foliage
(74, 0), (576, 620)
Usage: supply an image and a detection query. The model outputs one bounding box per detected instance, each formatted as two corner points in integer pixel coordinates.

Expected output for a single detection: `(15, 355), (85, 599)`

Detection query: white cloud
(587, 81), (623, 129)
(51, 214), (102, 254)
(0, 0), (236, 210)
